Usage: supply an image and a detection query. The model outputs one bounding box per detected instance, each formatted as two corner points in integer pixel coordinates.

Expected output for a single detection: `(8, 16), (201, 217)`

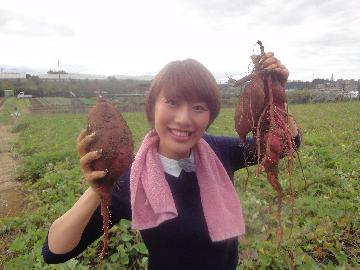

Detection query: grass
(0, 97), (30, 125)
(0, 100), (359, 269)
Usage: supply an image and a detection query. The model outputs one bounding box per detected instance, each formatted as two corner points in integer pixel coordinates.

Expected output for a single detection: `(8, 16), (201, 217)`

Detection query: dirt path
(0, 125), (26, 218)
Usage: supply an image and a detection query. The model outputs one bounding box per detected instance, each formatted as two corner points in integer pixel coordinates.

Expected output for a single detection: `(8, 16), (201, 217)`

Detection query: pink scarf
(130, 130), (245, 242)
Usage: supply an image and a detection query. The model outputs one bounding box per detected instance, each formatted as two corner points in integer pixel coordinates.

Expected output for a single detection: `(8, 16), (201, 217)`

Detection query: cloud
(180, 0), (257, 16)
(178, 0), (360, 35)
(0, 0), (359, 80)
(0, 9), (74, 37)
(175, 0), (263, 30)
(304, 33), (360, 49)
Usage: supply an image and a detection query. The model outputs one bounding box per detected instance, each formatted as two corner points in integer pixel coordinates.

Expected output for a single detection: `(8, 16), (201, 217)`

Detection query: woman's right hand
(76, 129), (107, 190)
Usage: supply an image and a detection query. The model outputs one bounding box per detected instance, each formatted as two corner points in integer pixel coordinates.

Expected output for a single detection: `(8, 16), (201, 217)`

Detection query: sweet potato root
(86, 96), (133, 266)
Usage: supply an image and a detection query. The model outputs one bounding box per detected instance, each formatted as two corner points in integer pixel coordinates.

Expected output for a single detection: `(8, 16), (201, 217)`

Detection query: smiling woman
(42, 56), (299, 270)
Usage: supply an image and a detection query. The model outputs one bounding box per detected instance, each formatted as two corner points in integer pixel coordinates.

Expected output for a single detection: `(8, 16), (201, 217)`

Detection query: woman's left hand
(259, 54), (298, 136)
(259, 52), (289, 82)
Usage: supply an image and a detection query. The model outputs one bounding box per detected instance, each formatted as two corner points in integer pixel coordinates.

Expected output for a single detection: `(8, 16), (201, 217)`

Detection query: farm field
(28, 97), (145, 114)
(0, 100), (359, 269)
(30, 97), (91, 114)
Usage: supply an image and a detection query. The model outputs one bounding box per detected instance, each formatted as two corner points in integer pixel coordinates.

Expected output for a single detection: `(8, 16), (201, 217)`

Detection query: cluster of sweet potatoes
(233, 41), (296, 197)
(232, 41), (298, 241)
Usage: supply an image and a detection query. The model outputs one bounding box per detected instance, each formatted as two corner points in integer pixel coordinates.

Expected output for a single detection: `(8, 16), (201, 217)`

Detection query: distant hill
(0, 65), (47, 74)
(1, 65), (155, 81)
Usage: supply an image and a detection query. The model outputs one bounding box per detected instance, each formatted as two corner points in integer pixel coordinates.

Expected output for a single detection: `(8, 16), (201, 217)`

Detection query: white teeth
(171, 129), (190, 137)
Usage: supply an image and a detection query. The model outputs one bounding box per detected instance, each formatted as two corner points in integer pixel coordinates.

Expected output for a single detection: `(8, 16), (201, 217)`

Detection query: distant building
(37, 73), (107, 80)
(0, 73), (26, 79)
(336, 79), (358, 91)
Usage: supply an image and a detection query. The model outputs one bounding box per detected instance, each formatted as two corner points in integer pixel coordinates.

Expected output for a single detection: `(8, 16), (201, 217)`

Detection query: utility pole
(58, 59), (60, 81)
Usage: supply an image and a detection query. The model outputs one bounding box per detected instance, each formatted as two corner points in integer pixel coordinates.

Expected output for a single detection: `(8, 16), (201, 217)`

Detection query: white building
(0, 73), (26, 79)
(37, 73), (107, 80)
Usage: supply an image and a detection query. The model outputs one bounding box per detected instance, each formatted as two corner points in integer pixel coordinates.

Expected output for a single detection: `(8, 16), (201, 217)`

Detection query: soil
(0, 125), (27, 218)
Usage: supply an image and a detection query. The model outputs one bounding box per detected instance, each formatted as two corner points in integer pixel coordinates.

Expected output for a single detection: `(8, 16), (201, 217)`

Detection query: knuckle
(80, 153), (92, 166)
(82, 137), (90, 146)
(76, 129), (86, 143)
(77, 141), (86, 152)
(89, 171), (104, 182)
(92, 150), (100, 158)
(80, 156), (86, 166)
(84, 173), (93, 182)
(82, 134), (91, 144)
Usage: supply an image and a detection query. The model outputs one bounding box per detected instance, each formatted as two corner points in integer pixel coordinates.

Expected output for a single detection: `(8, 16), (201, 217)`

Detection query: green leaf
(110, 252), (119, 262)
(120, 254), (129, 265)
(121, 233), (132, 242)
(9, 238), (26, 252)
(135, 242), (148, 255)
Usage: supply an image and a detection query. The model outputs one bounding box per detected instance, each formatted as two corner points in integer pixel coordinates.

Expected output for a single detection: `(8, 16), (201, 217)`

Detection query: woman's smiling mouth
(169, 128), (193, 139)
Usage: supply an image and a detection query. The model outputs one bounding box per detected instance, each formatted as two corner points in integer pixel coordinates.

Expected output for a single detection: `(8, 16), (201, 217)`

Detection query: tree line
(0, 76), (358, 104)
(0, 77), (150, 97)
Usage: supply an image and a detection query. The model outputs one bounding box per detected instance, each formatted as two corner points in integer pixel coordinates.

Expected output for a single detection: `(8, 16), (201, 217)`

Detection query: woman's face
(153, 91), (210, 160)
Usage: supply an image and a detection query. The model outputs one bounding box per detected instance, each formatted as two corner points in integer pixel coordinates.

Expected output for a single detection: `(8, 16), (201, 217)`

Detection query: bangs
(159, 73), (207, 102)
(157, 59), (217, 105)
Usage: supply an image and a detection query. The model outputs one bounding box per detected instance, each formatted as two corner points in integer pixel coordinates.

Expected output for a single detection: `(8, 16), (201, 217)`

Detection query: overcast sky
(1, 0), (359, 81)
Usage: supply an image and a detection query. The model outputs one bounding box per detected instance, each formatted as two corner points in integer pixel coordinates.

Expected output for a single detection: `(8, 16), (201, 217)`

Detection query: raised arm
(46, 131), (105, 253)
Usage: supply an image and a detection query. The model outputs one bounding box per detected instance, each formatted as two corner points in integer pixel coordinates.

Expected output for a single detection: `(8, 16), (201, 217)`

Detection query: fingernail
(104, 169), (109, 174)
(97, 149), (103, 155)
(90, 132), (96, 137)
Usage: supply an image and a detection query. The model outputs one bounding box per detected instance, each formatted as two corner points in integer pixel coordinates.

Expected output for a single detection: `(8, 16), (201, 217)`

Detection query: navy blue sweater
(42, 134), (300, 269)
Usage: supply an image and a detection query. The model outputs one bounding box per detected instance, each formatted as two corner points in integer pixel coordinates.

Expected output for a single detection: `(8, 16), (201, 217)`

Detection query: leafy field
(0, 100), (359, 269)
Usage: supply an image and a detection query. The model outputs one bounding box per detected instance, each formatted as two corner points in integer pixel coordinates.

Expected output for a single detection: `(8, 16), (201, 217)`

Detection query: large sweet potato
(87, 97), (133, 186)
(234, 72), (265, 141)
(86, 96), (133, 266)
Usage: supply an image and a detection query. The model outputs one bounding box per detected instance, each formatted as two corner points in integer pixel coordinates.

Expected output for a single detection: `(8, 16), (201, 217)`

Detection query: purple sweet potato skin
(234, 74), (265, 141)
(86, 97), (133, 186)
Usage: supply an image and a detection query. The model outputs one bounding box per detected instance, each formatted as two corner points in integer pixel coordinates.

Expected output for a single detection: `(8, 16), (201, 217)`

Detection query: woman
(43, 54), (299, 269)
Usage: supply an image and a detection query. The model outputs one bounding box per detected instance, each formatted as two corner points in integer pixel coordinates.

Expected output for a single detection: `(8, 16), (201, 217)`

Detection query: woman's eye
(165, 99), (177, 106)
(193, 104), (208, 112)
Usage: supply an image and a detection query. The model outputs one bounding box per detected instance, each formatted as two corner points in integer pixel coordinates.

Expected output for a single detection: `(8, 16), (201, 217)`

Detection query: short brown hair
(146, 58), (221, 127)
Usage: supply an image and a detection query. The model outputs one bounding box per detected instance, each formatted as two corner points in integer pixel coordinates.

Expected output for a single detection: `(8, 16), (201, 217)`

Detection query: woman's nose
(174, 104), (192, 126)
